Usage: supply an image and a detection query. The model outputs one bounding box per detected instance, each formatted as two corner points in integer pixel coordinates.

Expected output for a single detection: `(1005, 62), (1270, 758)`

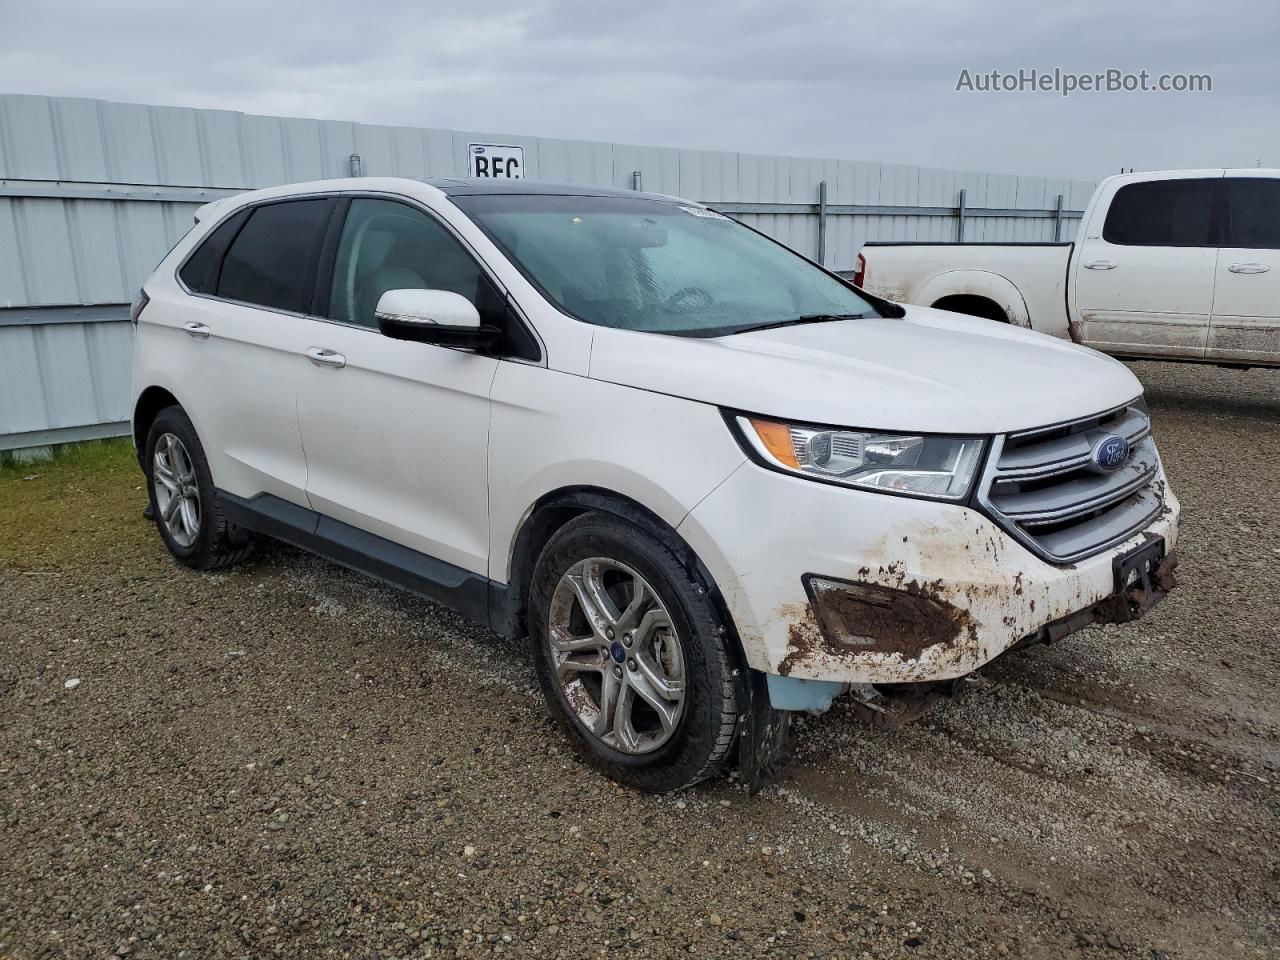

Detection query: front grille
(980, 399), (1164, 564)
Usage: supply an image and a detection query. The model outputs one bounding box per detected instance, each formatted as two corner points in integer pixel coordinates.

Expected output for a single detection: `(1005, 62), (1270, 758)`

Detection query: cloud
(0, 0), (1274, 179)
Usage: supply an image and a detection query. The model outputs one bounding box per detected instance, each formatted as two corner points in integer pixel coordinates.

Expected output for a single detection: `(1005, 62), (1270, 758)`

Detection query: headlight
(733, 415), (985, 501)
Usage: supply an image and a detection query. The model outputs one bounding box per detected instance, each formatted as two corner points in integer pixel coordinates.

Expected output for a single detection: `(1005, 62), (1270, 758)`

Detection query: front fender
(486, 363), (747, 585)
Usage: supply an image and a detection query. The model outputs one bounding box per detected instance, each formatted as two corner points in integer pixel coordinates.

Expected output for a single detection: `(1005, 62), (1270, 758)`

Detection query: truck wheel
(529, 512), (738, 793)
(144, 406), (253, 571)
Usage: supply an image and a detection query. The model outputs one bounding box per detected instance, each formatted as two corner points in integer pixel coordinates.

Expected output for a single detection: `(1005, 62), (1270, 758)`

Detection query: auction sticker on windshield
(679, 205), (730, 220)
(469, 144), (524, 179)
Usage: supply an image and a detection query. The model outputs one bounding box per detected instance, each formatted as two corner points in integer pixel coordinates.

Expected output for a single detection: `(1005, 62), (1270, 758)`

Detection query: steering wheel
(664, 286), (714, 310)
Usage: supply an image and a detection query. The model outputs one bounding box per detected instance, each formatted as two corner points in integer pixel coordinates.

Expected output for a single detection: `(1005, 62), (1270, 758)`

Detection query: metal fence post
(349, 154), (363, 177)
(956, 189), (966, 242)
(632, 170), (642, 191)
(817, 180), (829, 265)
(1053, 193), (1065, 242)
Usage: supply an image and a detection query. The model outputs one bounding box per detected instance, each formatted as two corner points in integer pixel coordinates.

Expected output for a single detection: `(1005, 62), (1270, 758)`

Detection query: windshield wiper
(722, 313), (870, 336)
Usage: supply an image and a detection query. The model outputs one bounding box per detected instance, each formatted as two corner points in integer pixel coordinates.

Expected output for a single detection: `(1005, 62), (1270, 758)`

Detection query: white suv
(130, 177), (1180, 792)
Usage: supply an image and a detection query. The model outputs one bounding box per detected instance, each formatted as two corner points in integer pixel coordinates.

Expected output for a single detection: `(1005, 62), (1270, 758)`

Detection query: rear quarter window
(178, 208), (250, 294)
(1102, 179), (1217, 247)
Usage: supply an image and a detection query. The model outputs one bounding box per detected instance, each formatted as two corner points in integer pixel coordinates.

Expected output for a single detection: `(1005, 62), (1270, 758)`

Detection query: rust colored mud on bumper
(1028, 549), (1178, 645)
(777, 551), (1178, 679)
(778, 577), (979, 677)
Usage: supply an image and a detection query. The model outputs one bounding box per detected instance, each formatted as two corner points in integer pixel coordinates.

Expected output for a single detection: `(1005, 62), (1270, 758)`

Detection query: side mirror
(374, 289), (497, 347)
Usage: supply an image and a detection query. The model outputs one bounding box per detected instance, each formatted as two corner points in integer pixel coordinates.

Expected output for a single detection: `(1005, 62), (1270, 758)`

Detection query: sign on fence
(468, 143), (524, 179)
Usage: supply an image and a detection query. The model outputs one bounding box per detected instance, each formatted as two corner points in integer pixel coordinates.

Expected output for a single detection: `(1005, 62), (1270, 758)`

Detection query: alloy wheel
(547, 557), (687, 754)
(152, 432), (201, 548)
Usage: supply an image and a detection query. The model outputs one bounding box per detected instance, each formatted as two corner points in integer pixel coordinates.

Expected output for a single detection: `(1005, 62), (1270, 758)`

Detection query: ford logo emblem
(472, 146), (485, 154)
(1090, 434), (1130, 472)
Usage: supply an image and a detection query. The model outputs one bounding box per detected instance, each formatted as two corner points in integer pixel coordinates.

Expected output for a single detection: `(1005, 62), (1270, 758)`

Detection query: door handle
(183, 322), (211, 339)
(1228, 262), (1271, 274)
(1083, 260), (1118, 271)
(305, 347), (347, 368)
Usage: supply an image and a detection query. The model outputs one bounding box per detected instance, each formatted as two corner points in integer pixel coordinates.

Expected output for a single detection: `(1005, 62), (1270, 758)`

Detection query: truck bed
(858, 242), (1075, 340)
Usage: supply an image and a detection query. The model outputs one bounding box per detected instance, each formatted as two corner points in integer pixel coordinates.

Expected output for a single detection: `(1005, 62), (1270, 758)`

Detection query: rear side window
(178, 208), (249, 294)
(1225, 178), (1280, 249)
(216, 199), (334, 313)
(1103, 179), (1217, 247)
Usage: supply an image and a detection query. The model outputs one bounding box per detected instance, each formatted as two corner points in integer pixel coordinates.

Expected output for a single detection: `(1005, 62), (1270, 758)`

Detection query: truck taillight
(130, 290), (150, 325)
(852, 253), (866, 288)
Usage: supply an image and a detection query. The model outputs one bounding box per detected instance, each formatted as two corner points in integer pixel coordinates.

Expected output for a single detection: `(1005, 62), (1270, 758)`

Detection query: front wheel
(529, 512), (738, 792)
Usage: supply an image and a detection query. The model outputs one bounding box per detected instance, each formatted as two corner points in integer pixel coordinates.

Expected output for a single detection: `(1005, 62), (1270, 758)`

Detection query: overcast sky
(1, 0), (1275, 182)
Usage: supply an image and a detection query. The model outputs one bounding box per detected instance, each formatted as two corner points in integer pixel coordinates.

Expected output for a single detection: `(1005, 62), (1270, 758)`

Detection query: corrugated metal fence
(0, 94), (1096, 452)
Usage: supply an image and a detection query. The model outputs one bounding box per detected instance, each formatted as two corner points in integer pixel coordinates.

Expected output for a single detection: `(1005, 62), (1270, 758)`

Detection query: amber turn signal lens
(748, 418), (800, 469)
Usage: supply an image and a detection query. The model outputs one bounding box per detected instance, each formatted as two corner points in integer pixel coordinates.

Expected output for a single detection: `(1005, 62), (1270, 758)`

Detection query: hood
(587, 305), (1142, 435)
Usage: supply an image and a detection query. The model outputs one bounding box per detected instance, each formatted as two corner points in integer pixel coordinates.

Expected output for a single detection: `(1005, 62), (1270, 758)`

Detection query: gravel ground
(1, 361), (1277, 960)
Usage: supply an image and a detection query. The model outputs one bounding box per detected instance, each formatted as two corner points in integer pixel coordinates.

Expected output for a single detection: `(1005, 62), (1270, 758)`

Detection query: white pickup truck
(856, 169), (1280, 367)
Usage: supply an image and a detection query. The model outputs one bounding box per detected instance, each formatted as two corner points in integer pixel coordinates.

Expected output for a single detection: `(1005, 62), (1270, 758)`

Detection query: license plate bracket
(1113, 535), (1166, 595)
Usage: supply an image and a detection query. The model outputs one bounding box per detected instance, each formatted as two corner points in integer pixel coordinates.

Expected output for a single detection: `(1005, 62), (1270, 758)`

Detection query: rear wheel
(144, 406), (252, 570)
(529, 512), (738, 792)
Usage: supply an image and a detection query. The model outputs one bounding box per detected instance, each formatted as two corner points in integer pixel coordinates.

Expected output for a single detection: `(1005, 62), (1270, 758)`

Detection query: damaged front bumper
(732, 555), (1177, 793)
(765, 546), (1178, 717)
(1021, 541), (1177, 642)
(677, 459), (1181, 697)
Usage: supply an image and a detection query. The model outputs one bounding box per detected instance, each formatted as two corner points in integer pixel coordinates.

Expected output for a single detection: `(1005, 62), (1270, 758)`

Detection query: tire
(143, 405), (253, 571)
(529, 512), (738, 792)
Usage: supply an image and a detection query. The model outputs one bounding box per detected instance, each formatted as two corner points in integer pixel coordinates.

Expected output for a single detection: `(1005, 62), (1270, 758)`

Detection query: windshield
(452, 194), (879, 337)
